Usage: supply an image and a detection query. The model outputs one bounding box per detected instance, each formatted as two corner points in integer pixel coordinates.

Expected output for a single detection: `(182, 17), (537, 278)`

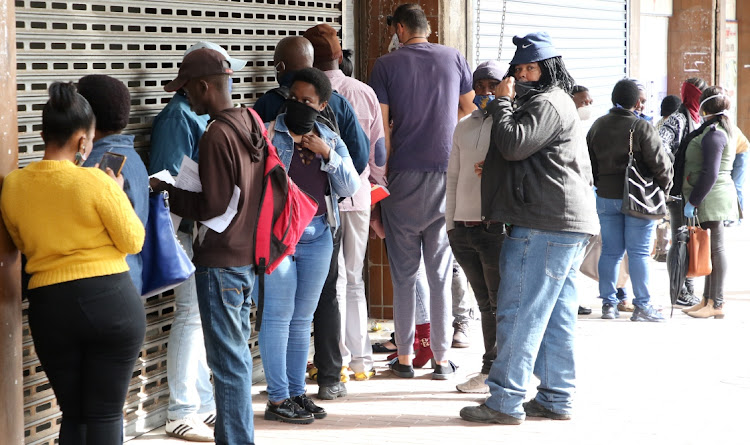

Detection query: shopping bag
(686, 218), (711, 278)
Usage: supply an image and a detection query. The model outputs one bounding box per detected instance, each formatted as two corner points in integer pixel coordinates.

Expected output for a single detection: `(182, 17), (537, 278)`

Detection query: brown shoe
(682, 297), (707, 314)
(687, 299), (724, 319)
(617, 301), (635, 312)
(452, 321), (470, 348)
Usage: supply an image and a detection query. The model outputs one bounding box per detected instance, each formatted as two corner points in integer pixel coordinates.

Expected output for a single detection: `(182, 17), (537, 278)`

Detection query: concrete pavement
(131, 224), (750, 445)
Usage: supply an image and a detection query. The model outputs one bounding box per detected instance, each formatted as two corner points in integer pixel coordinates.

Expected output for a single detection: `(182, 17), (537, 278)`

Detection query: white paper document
(172, 155), (239, 234)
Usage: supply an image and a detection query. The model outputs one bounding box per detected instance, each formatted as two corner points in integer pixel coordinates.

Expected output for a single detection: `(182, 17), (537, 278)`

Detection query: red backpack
(250, 109), (318, 331)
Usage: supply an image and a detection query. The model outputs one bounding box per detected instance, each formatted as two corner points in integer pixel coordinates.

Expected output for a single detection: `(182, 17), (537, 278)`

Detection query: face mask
(284, 99), (320, 135)
(577, 106), (593, 121)
(388, 33), (402, 53)
(514, 81), (540, 99)
(473, 94), (495, 110)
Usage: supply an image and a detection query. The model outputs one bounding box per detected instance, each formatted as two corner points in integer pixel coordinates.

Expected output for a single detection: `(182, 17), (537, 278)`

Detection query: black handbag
(621, 122), (667, 220)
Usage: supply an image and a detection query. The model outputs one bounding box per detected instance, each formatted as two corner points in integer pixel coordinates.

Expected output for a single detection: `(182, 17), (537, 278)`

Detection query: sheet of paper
(175, 155), (202, 192)
(149, 170), (181, 231)
(200, 185), (240, 233)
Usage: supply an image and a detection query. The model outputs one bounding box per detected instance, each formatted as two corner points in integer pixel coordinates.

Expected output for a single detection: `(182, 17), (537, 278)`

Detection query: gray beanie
(473, 60), (504, 88)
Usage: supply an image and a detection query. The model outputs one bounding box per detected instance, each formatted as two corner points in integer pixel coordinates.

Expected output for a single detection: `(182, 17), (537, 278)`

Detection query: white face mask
(577, 106), (593, 121)
(388, 33), (402, 53)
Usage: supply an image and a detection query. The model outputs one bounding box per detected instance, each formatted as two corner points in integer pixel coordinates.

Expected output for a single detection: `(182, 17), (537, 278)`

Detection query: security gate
(14, 1), (343, 443)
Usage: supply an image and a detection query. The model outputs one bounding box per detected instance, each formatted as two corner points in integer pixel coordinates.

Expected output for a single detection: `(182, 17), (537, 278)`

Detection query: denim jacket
(268, 114), (360, 228)
(82, 133), (149, 292)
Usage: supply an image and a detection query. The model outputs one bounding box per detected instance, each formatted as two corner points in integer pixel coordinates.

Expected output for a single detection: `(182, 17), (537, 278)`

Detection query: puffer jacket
(480, 87), (598, 235)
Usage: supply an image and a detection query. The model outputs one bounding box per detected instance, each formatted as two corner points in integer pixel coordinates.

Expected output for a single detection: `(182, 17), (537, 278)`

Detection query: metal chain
(475, 0), (481, 66)
(498, 0), (507, 61)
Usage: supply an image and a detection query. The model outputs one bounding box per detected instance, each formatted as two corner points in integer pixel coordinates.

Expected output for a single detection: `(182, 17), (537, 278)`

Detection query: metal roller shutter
(14, 1), (343, 443)
(475, 0), (628, 118)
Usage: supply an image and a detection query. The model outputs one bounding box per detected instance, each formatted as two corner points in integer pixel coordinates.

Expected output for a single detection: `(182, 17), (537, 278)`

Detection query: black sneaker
(675, 292), (700, 306)
(523, 398), (572, 420)
(316, 382), (347, 400)
(630, 304), (665, 322)
(578, 306), (592, 315)
(291, 393), (327, 419)
(432, 360), (458, 380)
(459, 403), (524, 425)
(601, 303), (620, 319)
(264, 399), (314, 424)
(388, 357), (415, 378)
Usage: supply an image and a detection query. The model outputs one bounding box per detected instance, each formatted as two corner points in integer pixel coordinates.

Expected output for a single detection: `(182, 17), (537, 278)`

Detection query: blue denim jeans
(195, 264), (256, 445)
(596, 195), (656, 307)
(167, 230), (215, 421)
(732, 151), (748, 216)
(485, 226), (588, 419)
(255, 215), (333, 402)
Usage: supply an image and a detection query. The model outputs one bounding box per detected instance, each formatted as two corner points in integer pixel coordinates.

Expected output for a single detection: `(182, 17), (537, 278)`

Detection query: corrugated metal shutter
(15, 1), (343, 443)
(475, 0), (628, 118)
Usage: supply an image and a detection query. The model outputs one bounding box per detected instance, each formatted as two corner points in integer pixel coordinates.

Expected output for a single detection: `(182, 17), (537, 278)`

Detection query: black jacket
(587, 108), (673, 199)
(480, 87), (599, 235)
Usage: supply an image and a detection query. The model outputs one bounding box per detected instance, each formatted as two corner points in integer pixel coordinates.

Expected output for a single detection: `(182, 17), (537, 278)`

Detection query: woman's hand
(474, 161), (484, 177)
(495, 77), (515, 99)
(684, 201), (697, 219)
(300, 134), (332, 160)
(97, 163), (125, 189)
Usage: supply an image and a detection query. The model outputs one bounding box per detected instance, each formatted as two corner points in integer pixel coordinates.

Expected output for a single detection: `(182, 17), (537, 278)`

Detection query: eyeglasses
(386, 15), (393, 26)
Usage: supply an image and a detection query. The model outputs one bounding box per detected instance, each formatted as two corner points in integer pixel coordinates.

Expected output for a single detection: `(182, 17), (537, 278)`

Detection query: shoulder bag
(621, 121), (667, 219)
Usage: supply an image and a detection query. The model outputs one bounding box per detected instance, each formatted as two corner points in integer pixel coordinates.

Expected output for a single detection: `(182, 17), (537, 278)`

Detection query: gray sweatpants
(381, 171), (453, 361)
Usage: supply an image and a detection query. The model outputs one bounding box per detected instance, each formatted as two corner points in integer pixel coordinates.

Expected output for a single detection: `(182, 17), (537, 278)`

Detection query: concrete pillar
(737, 0), (750, 135)
(0, 0), (23, 444)
(667, 0), (718, 92)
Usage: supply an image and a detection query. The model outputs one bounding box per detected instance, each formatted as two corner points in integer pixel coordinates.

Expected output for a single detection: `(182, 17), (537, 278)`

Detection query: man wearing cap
(368, 3), (475, 381)
(445, 61), (505, 394)
(459, 32), (597, 424)
(150, 46), (262, 444)
(303, 23), (386, 384)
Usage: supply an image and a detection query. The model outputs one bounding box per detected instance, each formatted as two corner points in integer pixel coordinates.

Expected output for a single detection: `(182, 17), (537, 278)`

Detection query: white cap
(184, 41), (247, 71)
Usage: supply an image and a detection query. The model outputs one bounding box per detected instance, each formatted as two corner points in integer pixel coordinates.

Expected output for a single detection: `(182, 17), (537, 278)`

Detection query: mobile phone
(99, 152), (127, 176)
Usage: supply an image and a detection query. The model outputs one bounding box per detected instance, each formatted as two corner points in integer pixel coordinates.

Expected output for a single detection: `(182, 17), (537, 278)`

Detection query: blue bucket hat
(473, 60), (504, 88)
(509, 32), (561, 66)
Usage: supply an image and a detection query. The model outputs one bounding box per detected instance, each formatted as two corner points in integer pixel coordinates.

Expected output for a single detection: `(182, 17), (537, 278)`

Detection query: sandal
(372, 332), (397, 353)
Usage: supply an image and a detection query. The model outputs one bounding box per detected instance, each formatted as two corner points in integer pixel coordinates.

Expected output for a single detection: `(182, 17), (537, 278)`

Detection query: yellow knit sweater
(0, 160), (145, 289)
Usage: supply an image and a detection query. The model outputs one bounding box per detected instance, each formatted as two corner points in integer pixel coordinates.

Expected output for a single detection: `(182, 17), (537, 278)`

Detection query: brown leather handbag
(686, 218), (712, 278)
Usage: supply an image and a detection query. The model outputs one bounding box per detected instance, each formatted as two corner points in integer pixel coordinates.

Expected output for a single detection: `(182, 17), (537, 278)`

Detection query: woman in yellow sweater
(0, 82), (146, 445)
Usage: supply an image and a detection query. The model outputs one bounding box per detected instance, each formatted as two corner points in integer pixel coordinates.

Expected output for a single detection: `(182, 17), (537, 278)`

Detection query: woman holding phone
(0, 82), (146, 444)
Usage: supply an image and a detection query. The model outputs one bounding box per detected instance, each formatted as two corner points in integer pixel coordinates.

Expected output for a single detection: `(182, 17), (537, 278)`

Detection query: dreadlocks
(506, 56), (576, 95)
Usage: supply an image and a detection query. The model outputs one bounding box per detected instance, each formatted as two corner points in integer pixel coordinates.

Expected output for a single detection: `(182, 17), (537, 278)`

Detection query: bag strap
(628, 120), (638, 156)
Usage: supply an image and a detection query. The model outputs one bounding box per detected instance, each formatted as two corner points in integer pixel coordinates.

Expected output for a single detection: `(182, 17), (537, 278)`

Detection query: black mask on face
(514, 80), (541, 99)
(284, 99), (320, 135)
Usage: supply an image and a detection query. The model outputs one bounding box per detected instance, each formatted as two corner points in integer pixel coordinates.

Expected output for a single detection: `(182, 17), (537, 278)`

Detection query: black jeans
(28, 273), (146, 445)
(700, 220), (727, 306)
(668, 199), (695, 294)
(313, 227), (343, 386)
(448, 223), (504, 374)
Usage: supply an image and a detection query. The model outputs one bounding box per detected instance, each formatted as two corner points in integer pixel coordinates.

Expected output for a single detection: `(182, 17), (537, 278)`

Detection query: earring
(74, 151), (84, 165)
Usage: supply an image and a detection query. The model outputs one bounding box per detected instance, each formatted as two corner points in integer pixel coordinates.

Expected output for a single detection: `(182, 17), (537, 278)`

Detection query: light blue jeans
(485, 227), (588, 419)
(256, 215), (333, 402)
(732, 151), (748, 216)
(596, 195), (656, 307)
(167, 230), (215, 421)
(195, 264), (256, 445)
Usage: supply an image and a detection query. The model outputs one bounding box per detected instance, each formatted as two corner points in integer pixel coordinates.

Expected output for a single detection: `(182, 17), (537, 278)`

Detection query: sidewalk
(132, 225), (750, 445)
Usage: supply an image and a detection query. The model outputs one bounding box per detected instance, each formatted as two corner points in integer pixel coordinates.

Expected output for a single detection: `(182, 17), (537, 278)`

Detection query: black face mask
(284, 99), (320, 135)
(514, 80), (541, 99)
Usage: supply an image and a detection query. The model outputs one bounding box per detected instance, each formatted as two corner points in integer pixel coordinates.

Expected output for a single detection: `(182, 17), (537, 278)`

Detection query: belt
(455, 220), (501, 227)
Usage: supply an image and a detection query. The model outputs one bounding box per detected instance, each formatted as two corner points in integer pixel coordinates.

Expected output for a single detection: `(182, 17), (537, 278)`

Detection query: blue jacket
(253, 75), (369, 175)
(269, 115), (360, 228)
(83, 133), (149, 292)
(149, 93), (209, 175)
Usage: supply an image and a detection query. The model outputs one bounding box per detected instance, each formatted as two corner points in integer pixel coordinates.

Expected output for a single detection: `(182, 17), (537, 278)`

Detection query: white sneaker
(456, 373), (489, 394)
(166, 415), (215, 442)
(201, 412), (216, 427)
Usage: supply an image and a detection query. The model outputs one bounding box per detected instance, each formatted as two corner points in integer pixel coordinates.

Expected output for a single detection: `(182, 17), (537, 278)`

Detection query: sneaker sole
(459, 409), (524, 425)
(264, 411), (314, 424)
(165, 431), (215, 442)
(456, 386), (489, 394)
(452, 342), (470, 348)
(630, 316), (666, 322)
(432, 372), (455, 380)
(601, 314), (618, 319)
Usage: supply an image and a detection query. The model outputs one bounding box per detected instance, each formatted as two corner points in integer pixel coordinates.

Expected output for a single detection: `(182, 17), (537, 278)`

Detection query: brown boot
(682, 297), (707, 314)
(687, 299), (725, 319)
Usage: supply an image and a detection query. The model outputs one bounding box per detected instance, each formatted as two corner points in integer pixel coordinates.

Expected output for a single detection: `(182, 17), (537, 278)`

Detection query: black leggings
(28, 272), (146, 445)
(699, 221), (727, 306)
